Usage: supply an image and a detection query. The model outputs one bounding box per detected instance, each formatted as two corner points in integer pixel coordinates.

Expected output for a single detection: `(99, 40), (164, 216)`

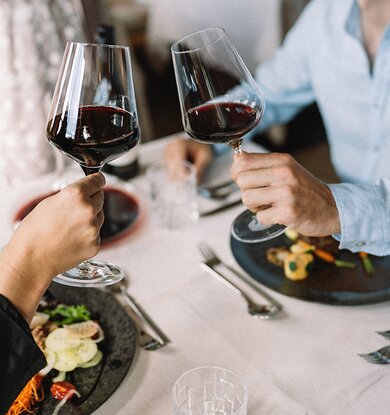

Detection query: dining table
(1, 134), (390, 415)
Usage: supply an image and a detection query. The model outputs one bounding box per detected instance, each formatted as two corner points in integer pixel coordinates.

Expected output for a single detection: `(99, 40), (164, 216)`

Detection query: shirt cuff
(327, 182), (390, 256)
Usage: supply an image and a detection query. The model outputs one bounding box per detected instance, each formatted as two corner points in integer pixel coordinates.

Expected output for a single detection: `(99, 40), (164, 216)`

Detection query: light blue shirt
(253, 0), (390, 256)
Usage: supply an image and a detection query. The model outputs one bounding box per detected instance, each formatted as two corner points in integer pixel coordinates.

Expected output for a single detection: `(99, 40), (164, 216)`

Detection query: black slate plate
(231, 234), (390, 305)
(36, 283), (136, 414)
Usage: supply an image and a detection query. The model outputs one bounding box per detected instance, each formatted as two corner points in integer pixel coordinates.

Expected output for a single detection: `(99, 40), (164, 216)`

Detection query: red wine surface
(46, 106), (139, 168)
(184, 102), (260, 144)
(13, 187), (140, 246)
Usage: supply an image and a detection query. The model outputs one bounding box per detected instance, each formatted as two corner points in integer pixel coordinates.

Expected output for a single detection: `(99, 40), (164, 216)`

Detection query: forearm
(0, 241), (53, 324)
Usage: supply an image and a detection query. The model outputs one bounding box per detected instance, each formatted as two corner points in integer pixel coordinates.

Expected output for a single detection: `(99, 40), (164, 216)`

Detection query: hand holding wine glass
(171, 28), (285, 243)
(46, 42), (140, 286)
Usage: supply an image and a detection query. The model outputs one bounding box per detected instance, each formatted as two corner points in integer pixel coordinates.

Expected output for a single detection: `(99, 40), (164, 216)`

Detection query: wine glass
(171, 27), (286, 243)
(46, 42), (140, 286)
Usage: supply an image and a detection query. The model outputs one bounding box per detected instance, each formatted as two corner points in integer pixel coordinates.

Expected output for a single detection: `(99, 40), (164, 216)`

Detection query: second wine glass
(46, 42), (140, 287)
(171, 28), (286, 243)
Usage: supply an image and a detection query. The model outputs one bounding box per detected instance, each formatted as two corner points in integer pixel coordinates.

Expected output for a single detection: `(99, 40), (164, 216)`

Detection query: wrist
(324, 184), (341, 234)
(0, 242), (53, 322)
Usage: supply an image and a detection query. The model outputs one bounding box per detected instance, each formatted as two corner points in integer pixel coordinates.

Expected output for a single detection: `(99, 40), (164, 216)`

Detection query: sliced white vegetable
(52, 370), (66, 383)
(30, 312), (50, 329)
(39, 350), (56, 376)
(45, 328), (82, 351)
(72, 339), (98, 364)
(53, 350), (79, 372)
(63, 321), (98, 338)
(52, 389), (81, 415)
(79, 350), (103, 368)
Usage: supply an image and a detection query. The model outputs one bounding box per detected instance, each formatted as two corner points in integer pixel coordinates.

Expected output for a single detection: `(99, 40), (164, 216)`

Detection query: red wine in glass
(46, 41), (140, 287)
(184, 102), (260, 145)
(172, 28), (286, 243)
(47, 106), (140, 175)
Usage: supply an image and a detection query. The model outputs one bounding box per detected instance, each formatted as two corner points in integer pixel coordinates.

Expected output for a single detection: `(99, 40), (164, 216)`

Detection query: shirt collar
(345, 0), (362, 42)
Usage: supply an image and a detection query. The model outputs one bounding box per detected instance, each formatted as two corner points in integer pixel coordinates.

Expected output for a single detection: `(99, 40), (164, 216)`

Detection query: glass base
(231, 209), (286, 243)
(53, 259), (124, 287)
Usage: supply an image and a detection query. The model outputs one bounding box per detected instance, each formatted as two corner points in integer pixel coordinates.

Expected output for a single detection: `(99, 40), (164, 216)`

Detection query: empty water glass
(172, 366), (247, 415)
(148, 159), (199, 229)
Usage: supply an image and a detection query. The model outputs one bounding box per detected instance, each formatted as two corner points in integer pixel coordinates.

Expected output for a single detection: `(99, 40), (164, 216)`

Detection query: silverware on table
(135, 324), (164, 351)
(199, 243), (281, 319)
(200, 199), (242, 217)
(198, 180), (239, 200)
(107, 278), (170, 350)
(199, 242), (283, 312)
(358, 345), (390, 364)
(376, 330), (390, 340)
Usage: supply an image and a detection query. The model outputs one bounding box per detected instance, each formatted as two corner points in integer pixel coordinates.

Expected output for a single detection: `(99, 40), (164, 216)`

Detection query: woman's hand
(0, 173), (106, 322)
(231, 152), (340, 236)
(164, 135), (213, 182)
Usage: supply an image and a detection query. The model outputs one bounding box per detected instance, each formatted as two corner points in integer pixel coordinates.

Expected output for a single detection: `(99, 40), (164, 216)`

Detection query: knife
(200, 199), (242, 217)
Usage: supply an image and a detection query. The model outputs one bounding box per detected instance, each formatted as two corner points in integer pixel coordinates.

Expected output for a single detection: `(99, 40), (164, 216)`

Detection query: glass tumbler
(172, 366), (247, 415)
(147, 159), (199, 229)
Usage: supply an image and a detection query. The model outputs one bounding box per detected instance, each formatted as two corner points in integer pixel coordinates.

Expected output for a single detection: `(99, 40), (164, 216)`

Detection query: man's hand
(164, 136), (213, 182)
(231, 152), (340, 236)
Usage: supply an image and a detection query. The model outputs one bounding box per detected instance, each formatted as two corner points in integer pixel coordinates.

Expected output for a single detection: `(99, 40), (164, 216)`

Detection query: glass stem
(81, 166), (101, 176)
(229, 139), (243, 155)
(79, 165), (103, 279)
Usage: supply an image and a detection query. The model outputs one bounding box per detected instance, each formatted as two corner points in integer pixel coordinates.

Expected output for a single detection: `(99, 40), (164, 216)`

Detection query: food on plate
(358, 251), (375, 275)
(7, 295), (105, 415)
(6, 375), (43, 415)
(50, 381), (81, 415)
(284, 228), (299, 241)
(266, 247), (289, 267)
(284, 252), (314, 281)
(266, 230), (360, 281)
(296, 239), (356, 268)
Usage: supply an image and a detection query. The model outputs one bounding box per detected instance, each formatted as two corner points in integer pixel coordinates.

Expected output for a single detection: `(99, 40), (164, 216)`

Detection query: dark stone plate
(36, 283), (136, 414)
(231, 234), (390, 305)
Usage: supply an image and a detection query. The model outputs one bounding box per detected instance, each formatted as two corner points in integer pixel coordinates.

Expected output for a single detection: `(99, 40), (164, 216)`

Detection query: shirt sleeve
(0, 294), (46, 414)
(328, 178), (390, 256)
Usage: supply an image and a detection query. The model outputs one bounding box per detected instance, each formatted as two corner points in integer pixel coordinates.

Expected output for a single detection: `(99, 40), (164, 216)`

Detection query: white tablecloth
(1, 136), (390, 414)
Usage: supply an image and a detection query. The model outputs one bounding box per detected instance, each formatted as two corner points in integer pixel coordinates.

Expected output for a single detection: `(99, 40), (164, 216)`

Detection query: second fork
(199, 242), (283, 313)
(358, 345), (390, 364)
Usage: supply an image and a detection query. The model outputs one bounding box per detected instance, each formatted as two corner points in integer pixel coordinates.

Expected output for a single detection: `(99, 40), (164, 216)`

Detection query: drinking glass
(172, 366), (247, 415)
(171, 28), (286, 243)
(147, 160), (199, 229)
(46, 42), (140, 287)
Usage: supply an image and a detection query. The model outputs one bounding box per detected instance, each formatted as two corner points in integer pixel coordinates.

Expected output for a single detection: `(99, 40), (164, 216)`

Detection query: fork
(199, 242), (283, 312)
(198, 243), (281, 319)
(135, 324), (165, 351)
(376, 330), (390, 340)
(358, 345), (390, 364)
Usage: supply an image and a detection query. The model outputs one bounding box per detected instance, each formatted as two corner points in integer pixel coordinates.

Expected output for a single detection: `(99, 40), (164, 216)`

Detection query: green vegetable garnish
(334, 259), (357, 269)
(45, 304), (91, 325)
(289, 261), (297, 271)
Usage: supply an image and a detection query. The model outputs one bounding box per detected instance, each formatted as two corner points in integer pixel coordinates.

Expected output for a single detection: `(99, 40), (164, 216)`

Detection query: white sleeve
(328, 178), (390, 256)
